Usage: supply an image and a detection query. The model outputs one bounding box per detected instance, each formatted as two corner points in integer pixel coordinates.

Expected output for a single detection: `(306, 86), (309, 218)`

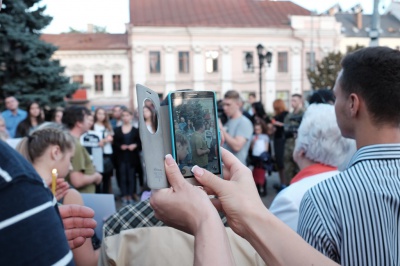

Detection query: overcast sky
(40, 0), (392, 34)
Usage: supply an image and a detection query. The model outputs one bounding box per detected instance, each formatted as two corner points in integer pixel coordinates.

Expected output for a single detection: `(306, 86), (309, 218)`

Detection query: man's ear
(349, 93), (360, 118)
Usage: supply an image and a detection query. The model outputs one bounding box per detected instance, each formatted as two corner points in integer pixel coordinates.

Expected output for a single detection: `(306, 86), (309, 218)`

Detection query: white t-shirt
(93, 124), (113, 155)
(252, 134), (269, 157)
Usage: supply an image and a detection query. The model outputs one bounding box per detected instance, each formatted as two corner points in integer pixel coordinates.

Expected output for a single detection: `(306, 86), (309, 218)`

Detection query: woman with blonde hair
(272, 99), (289, 191)
(16, 125), (99, 266)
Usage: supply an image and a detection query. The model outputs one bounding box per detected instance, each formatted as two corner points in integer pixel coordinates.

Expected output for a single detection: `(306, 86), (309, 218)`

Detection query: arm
(150, 155), (235, 266)
(220, 126), (247, 152)
(63, 189), (99, 266)
(69, 171), (102, 188)
(190, 148), (339, 266)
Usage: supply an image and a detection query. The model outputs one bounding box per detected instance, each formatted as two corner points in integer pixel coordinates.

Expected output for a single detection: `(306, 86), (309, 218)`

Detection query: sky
(40, 0), (393, 34)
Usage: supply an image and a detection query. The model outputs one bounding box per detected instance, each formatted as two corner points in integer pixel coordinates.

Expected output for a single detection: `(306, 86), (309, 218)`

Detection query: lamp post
(256, 44), (272, 103)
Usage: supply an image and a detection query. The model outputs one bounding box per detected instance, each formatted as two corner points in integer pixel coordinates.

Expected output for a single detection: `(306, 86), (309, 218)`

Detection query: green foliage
(66, 25), (108, 34)
(307, 44), (364, 90)
(0, 0), (78, 109)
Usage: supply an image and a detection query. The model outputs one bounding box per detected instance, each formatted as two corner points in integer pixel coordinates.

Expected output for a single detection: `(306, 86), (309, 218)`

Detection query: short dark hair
(249, 92), (256, 98)
(309, 89), (335, 105)
(292, 94), (302, 99)
(340, 46), (400, 125)
(62, 106), (91, 129)
(193, 119), (204, 131)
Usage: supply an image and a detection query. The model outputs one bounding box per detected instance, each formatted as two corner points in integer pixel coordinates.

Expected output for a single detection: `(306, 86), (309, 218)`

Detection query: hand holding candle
(51, 169), (58, 195)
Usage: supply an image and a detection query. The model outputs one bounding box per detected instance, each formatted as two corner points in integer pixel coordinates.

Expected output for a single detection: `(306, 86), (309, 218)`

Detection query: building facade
(46, 0), (398, 112)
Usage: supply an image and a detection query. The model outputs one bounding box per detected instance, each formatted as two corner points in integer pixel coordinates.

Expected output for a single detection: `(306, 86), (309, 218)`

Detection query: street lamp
(256, 44), (272, 102)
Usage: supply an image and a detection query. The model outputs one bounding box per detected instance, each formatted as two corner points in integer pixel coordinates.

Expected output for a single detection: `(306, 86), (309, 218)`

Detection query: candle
(51, 169), (58, 195)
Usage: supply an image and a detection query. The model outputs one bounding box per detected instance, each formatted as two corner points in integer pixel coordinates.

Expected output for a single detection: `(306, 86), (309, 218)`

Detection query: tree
(0, 0), (78, 109)
(307, 45), (364, 90)
(66, 25), (108, 34)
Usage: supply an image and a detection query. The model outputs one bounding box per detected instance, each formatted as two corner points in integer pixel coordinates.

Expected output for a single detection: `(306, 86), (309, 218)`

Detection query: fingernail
(165, 154), (175, 166)
(191, 165), (204, 176)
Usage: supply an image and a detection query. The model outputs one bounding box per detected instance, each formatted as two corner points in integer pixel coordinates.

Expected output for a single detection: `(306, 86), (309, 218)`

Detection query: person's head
(52, 108), (64, 124)
(334, 46), (400, 139)
(62, 106), (92, 134)
(309, 89), (335, 105)
(175, 133), (189, 160)
(273, 99), (287, 115)
(16, 126), (75, 183)
(254, 123), (264, 135)
(180, 117), (185, 123)
(112, 105), (122, 120)
(121, 108), (133, 124)
(27, 101), (41, 120)
(194, 119), (205, 132)
(293, 104), (355, 169)
(248, 92), (256, 104)
(94, 107), (112, 131)
(291, 94), (303, 111)
(143, 106), (152, 121)
(223, 90), (242, 118)
(251, 102), (267, 118)
(5, 96), (19, 112)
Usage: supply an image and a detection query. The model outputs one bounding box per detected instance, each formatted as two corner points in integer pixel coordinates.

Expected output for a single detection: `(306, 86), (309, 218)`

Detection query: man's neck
(293, 107), (302, 114)
(10, 109), (18, 115)
(355, 125), (400, 149)
(70, 127), (82, 138)
(230, 110), (242, 119)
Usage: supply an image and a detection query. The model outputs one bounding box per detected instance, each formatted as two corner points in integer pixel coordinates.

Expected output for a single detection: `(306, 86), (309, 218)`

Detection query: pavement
(112, 170), (280, 211)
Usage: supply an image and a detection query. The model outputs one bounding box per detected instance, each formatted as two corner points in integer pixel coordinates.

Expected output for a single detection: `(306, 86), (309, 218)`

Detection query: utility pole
(370, 0), (381, 46)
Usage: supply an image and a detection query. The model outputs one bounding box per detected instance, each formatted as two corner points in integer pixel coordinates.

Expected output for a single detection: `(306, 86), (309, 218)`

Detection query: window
(243, 52), (254, 72)
(112, 75), (121, 92)
(306, 52), (315, 71)
(94, 75), (103, 92)
(178, 51), (190, 73)
(277, 52), (288, 73)
(72, 75), (84, 84)
(276, 91), (290, 110)
(149, 51), (161, 73)
(205, 50), (219, 73)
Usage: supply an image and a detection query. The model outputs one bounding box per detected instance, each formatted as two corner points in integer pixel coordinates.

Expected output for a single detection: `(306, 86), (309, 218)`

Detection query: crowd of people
(1, 46), (399, 265)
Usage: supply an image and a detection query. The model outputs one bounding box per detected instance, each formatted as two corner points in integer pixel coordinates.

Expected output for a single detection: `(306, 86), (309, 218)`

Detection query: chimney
(87, 24), (94, 33)
(356, 11), (362, 29)
(352, 4), (363, 29)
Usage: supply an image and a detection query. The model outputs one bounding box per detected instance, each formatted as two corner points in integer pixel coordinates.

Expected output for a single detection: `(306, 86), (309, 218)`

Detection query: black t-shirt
(274, 111), (289, 139)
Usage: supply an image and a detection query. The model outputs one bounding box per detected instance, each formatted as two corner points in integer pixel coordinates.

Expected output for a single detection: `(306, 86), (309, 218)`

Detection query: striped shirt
(0, 140), (73, 265)
(297, 144), (400, 265)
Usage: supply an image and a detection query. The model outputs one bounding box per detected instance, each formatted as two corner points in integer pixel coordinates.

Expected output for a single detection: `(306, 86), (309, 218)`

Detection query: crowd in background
(0, 87), (340, 204)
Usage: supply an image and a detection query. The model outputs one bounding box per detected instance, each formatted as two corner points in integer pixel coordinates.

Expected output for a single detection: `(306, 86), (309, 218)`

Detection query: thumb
(191, 165), (225, 196)
(164, 154), (186, 191)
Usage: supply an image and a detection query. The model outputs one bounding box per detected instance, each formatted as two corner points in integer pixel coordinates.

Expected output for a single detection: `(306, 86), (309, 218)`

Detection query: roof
(336, 13), (400, 37)
(40, 33), (129, 51)
(129, 0), (310, 28)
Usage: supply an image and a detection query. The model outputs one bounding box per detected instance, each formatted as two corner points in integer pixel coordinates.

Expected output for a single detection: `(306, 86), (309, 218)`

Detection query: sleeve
(235, 118), (253, 141)
(71, 142), (86, 172)
(269, 192), (300, 231)
(0, 179), (73, 265)
(297, 191), (337, 261)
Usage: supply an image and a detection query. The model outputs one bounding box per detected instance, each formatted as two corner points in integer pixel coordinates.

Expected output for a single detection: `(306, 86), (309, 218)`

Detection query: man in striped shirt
(0, 138), (96, 265)
(297, 46), (400, 265)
